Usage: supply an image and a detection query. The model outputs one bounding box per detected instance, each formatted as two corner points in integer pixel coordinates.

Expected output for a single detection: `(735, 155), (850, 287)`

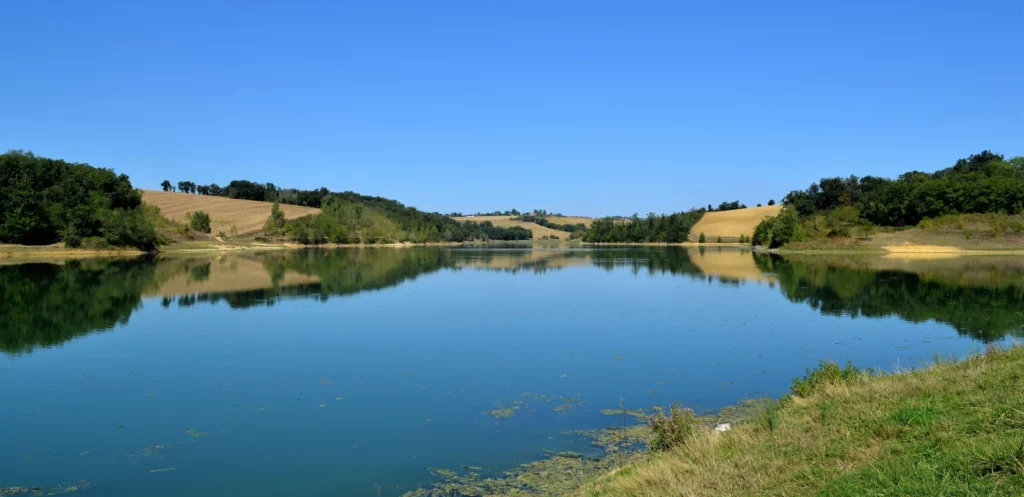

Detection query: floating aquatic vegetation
(185, 429), (207, 438)
(403, 449), (637, 497)
(335, 396), (343, 401)
(251, 405), (265, 412)
(318, 404), (327, 408)
(484, 399), (525, 419)
(648, 389), (660, 395)
(139, 445), (167, 456)
(149, 468), (176, 473)
(0, 481), (90, 496)
(317, 380), (333, 385)
(522, 392), (585, 404)
(553, 404), (574, 413)
(600, 408), (649, 421)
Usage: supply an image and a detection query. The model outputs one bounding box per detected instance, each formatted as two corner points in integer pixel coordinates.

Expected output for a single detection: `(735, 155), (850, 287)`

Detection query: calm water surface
(3, 247), (1023, 496)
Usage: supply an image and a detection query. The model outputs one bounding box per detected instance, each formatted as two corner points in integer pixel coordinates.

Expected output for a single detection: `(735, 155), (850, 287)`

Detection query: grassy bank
(577, 345), (1024, 497)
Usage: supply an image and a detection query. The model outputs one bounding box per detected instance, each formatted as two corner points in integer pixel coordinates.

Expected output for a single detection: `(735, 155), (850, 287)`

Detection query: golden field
(142, 190), (320, 235)
(690, 205), (782, 241)
(453, 215), (572, 239)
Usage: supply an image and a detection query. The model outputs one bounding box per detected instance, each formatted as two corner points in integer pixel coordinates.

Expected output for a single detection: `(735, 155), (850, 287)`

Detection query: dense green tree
(782, 151), (1024, 227)
(698, 232), (706, 243)
(161, 180), (172, 191)
(187, 211), (212, 233)
(768, 199), (776, 206)
(0, 150), (157, 249)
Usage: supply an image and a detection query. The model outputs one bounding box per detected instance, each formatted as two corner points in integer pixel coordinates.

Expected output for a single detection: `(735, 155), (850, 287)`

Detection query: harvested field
(142, 190), (320, 235)
(690, 205), (782, 241)
(453, 216), (571, 239)
(547, 216), (593, 227)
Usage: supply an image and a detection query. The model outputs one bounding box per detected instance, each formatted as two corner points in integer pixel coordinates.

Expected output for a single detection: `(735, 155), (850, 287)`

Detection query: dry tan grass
(548, 216), (594, 227)
(690, 205), (783, 240)
(142, 190), (320, 235)
(453, 215), (571, 239)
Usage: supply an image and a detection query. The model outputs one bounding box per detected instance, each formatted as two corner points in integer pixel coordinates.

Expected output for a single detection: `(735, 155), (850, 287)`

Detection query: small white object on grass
(714, 423), (732, 432)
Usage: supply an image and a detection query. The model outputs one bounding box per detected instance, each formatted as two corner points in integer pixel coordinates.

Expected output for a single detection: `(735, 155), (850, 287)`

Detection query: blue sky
(2, 1), (1020, 216)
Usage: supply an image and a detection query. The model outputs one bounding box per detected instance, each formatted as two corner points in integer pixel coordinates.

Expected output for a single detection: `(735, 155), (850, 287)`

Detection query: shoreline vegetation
(402, 344), (1024, 496)
(4, 149), (1024, 258)
(4, 238), (1024, 262)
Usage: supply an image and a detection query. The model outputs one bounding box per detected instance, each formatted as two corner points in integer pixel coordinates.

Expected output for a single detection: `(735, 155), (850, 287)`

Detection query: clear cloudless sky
(2, 1), (1021, 216)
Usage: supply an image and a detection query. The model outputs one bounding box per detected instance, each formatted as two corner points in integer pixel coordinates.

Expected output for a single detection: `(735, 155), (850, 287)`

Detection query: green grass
(577, 345), (1024, 497)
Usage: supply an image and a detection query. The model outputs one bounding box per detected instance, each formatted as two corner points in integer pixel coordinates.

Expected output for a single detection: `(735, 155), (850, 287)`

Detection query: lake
(3, 247), (1023, 496)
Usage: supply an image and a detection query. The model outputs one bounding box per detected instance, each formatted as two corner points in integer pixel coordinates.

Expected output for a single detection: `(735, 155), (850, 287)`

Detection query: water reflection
(756, 254), (1024, 342)
(3, 247), (1024, 354)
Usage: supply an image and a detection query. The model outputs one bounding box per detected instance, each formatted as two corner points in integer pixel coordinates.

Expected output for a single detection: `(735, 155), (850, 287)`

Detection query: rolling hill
(690, 205), (782, 241)
(142, 190), (320, 235)
(453, 215), (574, 239)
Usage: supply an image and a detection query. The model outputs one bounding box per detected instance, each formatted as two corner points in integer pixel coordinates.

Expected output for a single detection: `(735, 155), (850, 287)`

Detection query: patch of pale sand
(882, 243), (964, 254)
(881, 252), (963, 261)
(690, 205), (783, 240)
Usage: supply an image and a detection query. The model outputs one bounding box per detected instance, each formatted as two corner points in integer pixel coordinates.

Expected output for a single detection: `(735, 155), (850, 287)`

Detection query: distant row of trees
(583, 211), (705, 243)
(512, 214), (587, 234)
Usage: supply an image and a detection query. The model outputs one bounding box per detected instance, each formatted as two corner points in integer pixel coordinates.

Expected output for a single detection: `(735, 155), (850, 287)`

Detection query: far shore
(4, 239), (1024, 262)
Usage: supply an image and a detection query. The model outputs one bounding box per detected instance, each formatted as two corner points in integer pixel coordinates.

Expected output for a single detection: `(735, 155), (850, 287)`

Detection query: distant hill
(453, 215), (573, 239)
(690, 205), (783, 241)
(142, 190), (319, 235)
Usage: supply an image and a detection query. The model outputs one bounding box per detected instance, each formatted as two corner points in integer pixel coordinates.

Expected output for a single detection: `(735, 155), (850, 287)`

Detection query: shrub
(186, 211), (212, 233)
(264, 202), (287, 233)
(647, 402), (700, 451)
(790, 360), (864, 397)
(698, 232), (706, 243)
(768, 199), (776, 206)
(716, 236), (723, 243)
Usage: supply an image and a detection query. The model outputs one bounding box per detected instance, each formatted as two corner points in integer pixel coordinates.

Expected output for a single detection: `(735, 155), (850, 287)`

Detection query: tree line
(753, 151), (1024, 247)
(512, 214), (587, 234)
(1, 150), (158, 249)
(583, 211), (705, 243)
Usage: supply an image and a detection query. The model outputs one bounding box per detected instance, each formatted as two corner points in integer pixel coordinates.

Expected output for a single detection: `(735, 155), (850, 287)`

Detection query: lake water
(3, 247), (1023, 496)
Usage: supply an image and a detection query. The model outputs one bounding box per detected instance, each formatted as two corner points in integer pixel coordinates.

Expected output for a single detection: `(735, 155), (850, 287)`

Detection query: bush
(698, 232), (706, 243)
(716, 236), (723, 243)
(768, 199), (776, 206)
(790, 361), (865, 397)
(99, 208), (158, 250)
(186, 211), (212, 233)
(647, 402), (700, 451)
(264, 202), (286, 233)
